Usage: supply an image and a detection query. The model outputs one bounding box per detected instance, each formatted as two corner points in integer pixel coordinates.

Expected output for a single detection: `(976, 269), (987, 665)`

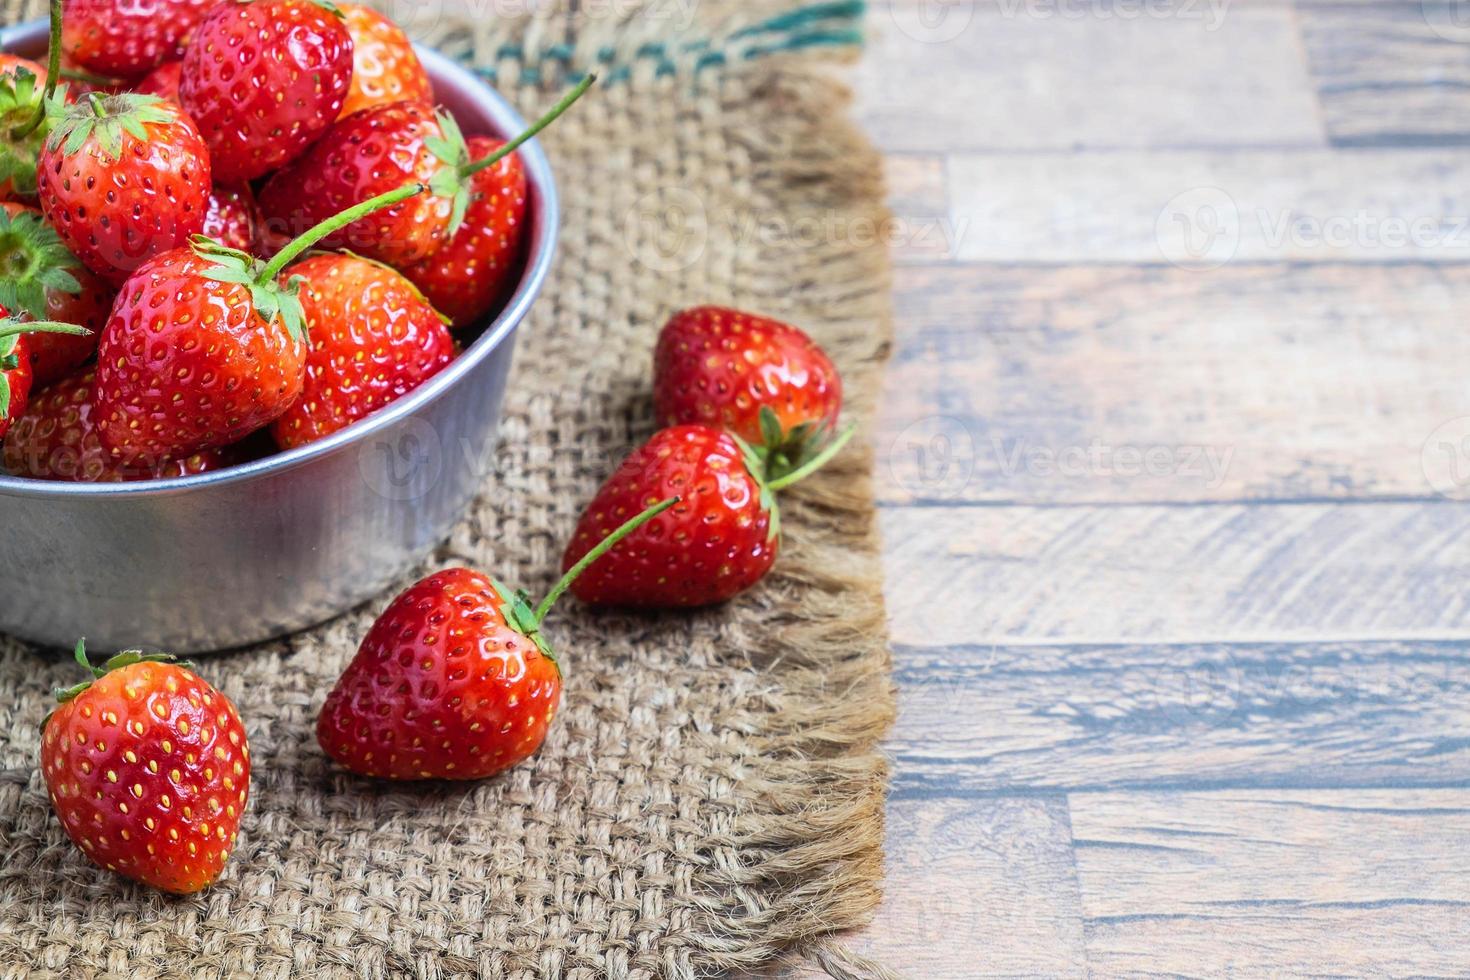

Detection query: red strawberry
(270, 253), (455, 450)
(90, 242), (307, 461)
(258, 101), (459, 268)
(61, 0), (216, 81)
(653, 307), (842, 463)
(561, 422), (855, 607)
(4, 367), (232, 481)
(400, 136), (527, 328)
(179, 0), (354, 182)
(202, 184), (261, 254)
(0, 56), (55, 200)
(0, 203), (112, 385)
(260, 75), (594, 268)
(338, 2), (430, 119)
(317, 499), (676, 780)
(37, 93), (211, 285)
(134, 60), (182, 103)
(0, 308), (92, 440)
(41, 642), (250, 893)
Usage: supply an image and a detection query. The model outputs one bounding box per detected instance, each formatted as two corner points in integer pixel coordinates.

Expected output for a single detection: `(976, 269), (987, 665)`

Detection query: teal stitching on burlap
(466, 0), (864, 87)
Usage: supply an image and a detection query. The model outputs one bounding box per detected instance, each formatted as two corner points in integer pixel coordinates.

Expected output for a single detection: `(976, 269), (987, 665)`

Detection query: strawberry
(202, 184), (261, 254)
(0, 308), (92, 440)
(61, 0), (216, 82)
(0, 203), (112, 385)
(37, 93), (211, 285)
(561, 422), (854, 607)
(40, 641), (249, 893)
(317, 499), (676, 781)
(4, 367), (232, 481)
(338, 2), (430, 119)
(270, 253), (455, 450)
(179, 0), (354, 182)
(653, 307), (843, 470)
(260, 75), (594, 268)
(400, 136), (527, 328)
(134, 60), (182, 103)
(0, 56), (57, 200)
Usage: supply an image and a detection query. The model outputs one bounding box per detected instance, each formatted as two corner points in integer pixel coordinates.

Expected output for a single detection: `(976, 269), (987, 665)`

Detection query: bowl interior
(0, 22), (558, 498)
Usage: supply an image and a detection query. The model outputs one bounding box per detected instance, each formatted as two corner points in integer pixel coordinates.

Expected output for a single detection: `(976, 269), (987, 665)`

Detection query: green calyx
(490, 579), (555, 662)
(733, 409), (859, 542)
(51, 638), (190, 705)
(46, 92), (174, 163)
(0, 67), (63, 196)
(0, 316), (92, 417)
(192, 236), (308, 341)
(0, 207), (82, 317)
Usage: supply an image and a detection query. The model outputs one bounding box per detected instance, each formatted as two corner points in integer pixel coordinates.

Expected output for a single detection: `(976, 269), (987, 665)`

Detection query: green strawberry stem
(765, 423), (857, 492)
(0, 317), (91, 340)
(533, 495), (678, 624)
(10, 0), (61, 141)
(459, 74), (595, 181)
(256, 182), (429, 283)
(52, 638), (189, 704)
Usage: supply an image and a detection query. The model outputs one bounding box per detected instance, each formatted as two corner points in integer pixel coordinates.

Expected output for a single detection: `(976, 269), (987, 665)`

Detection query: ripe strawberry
(0, 203), (112, 385)
(0, 308), (92, 440)
(202, 184), (261, 254)
(90, 242), (308, 461)
(561, 422), (855, 607)
(270, 253), (454, 450)
(179, 0), (354, 182)
(37, 93), (211, 285)
(4, 367), (232, 481)
(134, 60), (182, 103)
(40, 642), (249, 893)
(653, 307), (842, 467)
(400, 136), (527, 328)
(260, 75), (594, 268)
(0, 56), (55, 200)
(338, 2), (430, 119)
(317, 499), (676, 781)
(62, 0), (216, 82)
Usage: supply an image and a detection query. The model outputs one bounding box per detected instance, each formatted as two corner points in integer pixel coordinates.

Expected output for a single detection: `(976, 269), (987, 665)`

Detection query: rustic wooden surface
(784, 1), (1470, 975)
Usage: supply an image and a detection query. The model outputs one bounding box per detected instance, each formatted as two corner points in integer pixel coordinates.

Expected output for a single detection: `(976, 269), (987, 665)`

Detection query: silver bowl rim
(0, 21), (558, 499)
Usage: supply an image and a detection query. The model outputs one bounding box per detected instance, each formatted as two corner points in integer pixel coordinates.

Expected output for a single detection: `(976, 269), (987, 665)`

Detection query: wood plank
(886, 639), (1470, 795)
(879, 503), (1470, 647)
(758, 796), (1085, 978)
(879, 154), (960, 264)
(1071, 789), (1470, 975)
(876, 264), (1470, 504)
(945, 150), (1470, 263)
(1299, 1), (1470, 147)
(853, 2), (1323, 152)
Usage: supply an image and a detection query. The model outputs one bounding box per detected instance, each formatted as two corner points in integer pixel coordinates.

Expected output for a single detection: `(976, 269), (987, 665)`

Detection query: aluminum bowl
(0, 20), (557, 653)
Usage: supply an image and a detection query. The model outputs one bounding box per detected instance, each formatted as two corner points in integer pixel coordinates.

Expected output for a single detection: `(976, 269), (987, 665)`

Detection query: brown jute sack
(0, 1), (896, 976)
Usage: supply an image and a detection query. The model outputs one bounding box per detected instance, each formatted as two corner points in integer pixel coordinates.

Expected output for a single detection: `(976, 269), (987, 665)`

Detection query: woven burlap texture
(0, 2), (896, 977)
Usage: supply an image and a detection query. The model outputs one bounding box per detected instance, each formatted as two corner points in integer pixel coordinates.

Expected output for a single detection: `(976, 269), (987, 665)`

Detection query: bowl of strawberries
(0, 3), (579, 653)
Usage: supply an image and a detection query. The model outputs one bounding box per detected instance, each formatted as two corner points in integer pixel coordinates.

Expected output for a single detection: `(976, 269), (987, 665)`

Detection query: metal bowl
(0, 20), (558, 653)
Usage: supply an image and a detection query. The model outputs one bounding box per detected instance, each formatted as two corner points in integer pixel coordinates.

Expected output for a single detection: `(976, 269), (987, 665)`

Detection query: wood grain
(880, 503), (1470, 646)
(1299, 1), (1470, 147)
(887, 639), (1470, 795)
(853, 2), (1324, 152)
(1072, 789), (1470, 975)
(945, 150), (1470, 262)
(876, 263), (1470, 504)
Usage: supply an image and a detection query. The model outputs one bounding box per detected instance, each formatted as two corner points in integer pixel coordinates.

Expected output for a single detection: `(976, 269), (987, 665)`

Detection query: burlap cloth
(0, 1), (896, 976)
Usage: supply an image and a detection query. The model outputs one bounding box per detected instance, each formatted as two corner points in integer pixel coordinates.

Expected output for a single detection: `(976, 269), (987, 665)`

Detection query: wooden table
(808, 1), (1470, 974)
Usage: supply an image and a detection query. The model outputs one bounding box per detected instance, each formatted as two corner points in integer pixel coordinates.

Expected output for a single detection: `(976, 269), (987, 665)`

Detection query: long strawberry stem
(256, 182), (429, 283)
(10, 0), (62, 141)
(533, 495), (678, 625)
(765, 424), (857, 492)
(0, 318), (91, 340)
(459, 74), (595, 181)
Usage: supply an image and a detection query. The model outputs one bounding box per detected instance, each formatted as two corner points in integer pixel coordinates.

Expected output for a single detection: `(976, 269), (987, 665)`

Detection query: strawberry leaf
(490, 576), (556, 661)
(46, 93), (175, 163)
(192, 235), (309, 341)
(0, 207), (82, 317)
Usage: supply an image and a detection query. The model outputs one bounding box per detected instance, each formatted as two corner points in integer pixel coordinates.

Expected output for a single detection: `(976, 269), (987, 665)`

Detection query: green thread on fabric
(469, 1), (865, 87)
